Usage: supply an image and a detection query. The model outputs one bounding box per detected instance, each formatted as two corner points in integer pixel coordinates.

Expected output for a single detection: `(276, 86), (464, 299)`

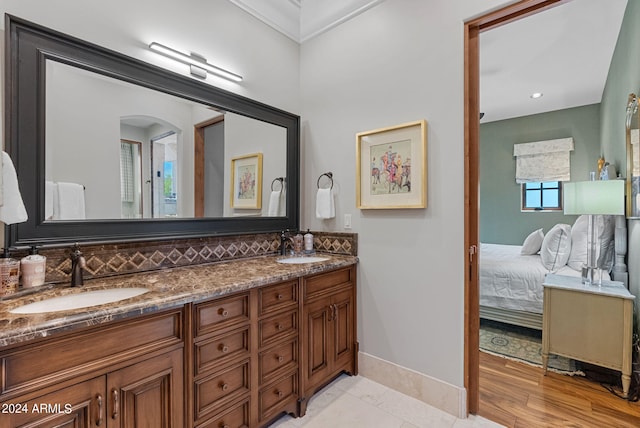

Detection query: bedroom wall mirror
(626, 93), (639, 218)
(5, 15), (300, 247)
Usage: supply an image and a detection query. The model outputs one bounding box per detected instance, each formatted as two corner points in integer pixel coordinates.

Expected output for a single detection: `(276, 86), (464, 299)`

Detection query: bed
(479, 215), (628, 330)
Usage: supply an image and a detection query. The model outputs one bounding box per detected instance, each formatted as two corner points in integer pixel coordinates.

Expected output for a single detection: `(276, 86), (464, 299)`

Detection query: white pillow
(567, 215), (588, 271)
(540, 224), (572, 271)
(520, 228), (544, 255)
(567, 215), (616, 271)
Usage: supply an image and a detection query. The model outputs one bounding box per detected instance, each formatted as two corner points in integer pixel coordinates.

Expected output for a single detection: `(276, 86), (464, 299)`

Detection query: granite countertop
(0, 253), (357, 348)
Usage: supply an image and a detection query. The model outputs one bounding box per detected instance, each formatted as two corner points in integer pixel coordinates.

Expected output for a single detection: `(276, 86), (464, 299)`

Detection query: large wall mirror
(5, 15), (300, 247)
(627, 93), (639, 218)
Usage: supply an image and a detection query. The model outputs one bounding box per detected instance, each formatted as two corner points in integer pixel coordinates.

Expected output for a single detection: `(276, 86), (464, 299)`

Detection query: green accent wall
(480, 104), (601, 245)
(600, 0), (640, 168)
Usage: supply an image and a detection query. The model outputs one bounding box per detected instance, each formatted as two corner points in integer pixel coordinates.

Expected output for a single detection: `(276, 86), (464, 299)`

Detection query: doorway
(151, 131), (178, 218)
(463, 0), (570, 415)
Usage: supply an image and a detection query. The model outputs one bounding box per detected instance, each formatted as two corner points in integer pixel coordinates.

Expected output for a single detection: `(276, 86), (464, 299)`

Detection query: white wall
(300, 0), (511, 388)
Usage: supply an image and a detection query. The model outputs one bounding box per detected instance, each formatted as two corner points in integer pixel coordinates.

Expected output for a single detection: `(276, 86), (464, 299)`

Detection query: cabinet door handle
(219, 344), (229, 353)
(333, 304), (338, 321)
(111, 389), (119, 420)
(218, 308), (229, 317)
(96, 394), (103, 426)
(329, 304), (335, 321)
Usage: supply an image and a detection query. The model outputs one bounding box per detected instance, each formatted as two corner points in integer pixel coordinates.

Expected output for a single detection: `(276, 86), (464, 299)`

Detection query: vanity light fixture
(149, 42), (243, 82)
(530, 92), (543, 99)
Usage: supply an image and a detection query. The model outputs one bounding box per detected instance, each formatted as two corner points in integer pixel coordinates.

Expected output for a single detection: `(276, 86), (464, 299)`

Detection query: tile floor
(267, 374), (504, 428)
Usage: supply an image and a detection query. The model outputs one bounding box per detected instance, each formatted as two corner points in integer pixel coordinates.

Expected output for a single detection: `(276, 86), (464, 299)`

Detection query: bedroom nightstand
(542, 273), (635, 397)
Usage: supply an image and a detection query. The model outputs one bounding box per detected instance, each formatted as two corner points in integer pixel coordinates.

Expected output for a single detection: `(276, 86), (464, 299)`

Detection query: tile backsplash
(16, 231), (357, 284)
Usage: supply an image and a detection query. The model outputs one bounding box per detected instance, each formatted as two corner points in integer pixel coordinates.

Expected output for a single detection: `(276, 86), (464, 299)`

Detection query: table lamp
(563, 180), (625, 285)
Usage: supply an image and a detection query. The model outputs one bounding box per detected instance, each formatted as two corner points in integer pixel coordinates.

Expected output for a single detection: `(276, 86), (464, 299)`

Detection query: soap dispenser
(304, 229), (314, 253)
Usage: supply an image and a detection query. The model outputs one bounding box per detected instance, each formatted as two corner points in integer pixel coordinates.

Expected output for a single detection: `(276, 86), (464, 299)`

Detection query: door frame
(194, 116), (225, 217)
(463, 0), (568, 414)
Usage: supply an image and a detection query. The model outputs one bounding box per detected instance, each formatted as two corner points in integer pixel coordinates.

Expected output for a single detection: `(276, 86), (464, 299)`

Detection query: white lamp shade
(563, 180), (625, 215)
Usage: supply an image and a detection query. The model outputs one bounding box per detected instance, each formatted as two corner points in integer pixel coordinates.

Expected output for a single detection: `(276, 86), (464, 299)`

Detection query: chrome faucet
(70, 243), (86, 286)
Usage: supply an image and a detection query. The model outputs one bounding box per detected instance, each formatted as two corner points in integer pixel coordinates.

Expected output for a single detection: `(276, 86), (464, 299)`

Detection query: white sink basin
(277, 256), (329, 264)
(10, 287), (150, 314)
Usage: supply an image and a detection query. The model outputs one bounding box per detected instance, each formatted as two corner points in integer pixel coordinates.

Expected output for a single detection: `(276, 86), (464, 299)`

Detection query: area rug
(479, 320), (583, 376)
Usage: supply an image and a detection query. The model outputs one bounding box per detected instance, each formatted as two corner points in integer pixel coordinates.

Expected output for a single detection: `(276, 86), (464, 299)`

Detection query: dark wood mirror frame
(4, 15), (300, 248)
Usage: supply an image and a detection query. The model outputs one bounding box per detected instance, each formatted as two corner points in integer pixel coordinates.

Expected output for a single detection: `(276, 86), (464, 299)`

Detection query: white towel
(0, 151), (28, 225)
(56, 182), (85, 220)
(268, 189), (282, 216)
(315, 188), (335, 219)
(45, 181), (56, 220)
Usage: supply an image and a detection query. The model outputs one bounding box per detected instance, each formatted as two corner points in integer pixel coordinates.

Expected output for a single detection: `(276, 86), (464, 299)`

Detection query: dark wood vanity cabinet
(0, 263), (357, 428)
(0, 309), (185, 428)
(191, 265), (357, 427)
(300, 266), (358, 414)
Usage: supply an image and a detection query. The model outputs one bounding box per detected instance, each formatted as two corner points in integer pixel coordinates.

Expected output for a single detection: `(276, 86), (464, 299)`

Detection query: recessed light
(530, 92), (543, 99)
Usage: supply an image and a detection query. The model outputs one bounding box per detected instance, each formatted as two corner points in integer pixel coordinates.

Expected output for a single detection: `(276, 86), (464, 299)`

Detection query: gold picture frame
(356, 120), (427, 209)
(230, 153), (263, 209)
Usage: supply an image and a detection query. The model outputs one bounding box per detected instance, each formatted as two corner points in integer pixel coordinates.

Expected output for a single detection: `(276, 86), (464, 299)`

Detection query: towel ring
(317, 172), (333, 190)
(271, 177), (285, 191)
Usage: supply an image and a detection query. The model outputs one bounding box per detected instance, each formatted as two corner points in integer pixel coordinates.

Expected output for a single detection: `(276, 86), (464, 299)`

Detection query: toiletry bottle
(304, 229), (314, 253)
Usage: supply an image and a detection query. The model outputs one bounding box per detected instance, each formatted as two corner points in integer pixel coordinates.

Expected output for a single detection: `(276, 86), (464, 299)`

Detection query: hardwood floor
(478, 351), (640, 427)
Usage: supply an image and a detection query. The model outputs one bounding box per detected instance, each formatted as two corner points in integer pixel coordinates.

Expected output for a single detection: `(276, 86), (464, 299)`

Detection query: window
(522, 181), (562, 211)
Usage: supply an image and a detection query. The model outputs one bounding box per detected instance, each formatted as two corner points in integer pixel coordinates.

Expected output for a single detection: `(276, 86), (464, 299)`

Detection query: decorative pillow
(540, 224), (572, 271)
(567, 215), (588, 271)
(520, 228), (544, 255)
(567, 215), (616, 271)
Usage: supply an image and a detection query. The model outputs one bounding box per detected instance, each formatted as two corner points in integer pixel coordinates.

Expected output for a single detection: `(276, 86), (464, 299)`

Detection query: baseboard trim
(358, 351), (466, 418)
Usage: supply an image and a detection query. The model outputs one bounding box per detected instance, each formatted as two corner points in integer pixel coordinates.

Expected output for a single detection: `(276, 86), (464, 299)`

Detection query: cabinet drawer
(259, 372), (298, 421)
(195, 327), (250, 376)
(259, 310), (297, 347)
(0, 309), (183, 397)
(304, 267), (353, 298)
(195, 293), (249, 337)
(259, 339), (298, 384)
(196, 398), (249, 428)
(195, 360), (250, 421)
(259, 281), (298, 315)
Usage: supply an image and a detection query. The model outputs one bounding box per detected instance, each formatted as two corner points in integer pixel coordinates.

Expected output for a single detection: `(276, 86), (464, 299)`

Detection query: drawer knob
(275, 390), (284, 398)
(277, 293), (284, 300)
(220, 424), (230, 428)
(219, 382), (229, 391)
(219, 344), (229, 353)
(218, 308), (229, 317)
(276, 323), (284, 331)
(277, 355), (285, 363)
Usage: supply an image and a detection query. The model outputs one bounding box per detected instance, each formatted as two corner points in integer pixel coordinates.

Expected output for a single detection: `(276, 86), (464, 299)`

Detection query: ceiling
(228, 0), (628, 123)
(227, 0), (385, 43)
(480, 0), (627, 123)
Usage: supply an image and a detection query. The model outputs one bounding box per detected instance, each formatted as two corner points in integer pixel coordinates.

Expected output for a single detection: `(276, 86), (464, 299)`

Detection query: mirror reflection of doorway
(151, 131), (178, 218)
(194, 116), (225, 218)
(119, 139), (142, 218)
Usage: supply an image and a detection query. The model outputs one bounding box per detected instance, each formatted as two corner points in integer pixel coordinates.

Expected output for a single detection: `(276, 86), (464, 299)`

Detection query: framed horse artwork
(230, 153), (263, 210)
(356, 120), (427, 209)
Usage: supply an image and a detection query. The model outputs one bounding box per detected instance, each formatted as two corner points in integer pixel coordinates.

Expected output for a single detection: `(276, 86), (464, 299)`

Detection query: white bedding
(479, 243), (583, 314)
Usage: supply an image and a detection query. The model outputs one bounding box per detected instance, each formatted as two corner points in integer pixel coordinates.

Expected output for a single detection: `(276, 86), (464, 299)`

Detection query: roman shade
(514, 137), (574, 183)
